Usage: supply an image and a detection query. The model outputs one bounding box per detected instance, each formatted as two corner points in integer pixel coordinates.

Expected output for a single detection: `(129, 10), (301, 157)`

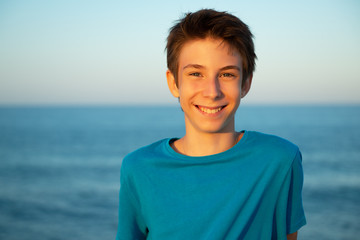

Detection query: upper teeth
(199, 106), (222, 114)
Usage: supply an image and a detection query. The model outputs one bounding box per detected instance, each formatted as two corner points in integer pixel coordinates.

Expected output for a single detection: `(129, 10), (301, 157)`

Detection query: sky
(0, 0), (359, 105)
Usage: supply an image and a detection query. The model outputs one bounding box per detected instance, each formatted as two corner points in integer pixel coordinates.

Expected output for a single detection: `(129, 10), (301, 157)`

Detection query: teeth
(199, 106), (222, 114)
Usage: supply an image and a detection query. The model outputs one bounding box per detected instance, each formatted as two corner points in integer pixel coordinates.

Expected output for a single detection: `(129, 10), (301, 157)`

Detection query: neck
(173, 131), (243, 157)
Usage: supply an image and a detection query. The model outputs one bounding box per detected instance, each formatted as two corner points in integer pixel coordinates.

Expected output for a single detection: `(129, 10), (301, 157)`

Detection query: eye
(189, 72), (202, 77)
(220, 73), (235, 78)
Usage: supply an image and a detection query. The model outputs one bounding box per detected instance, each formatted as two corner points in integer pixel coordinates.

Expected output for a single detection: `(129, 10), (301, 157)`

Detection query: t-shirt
(116, 131), (306, 240)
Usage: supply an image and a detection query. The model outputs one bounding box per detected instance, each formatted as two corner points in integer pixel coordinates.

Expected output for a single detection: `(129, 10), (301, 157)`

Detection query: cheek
(178, 80), (199, 97)
(223, 84), (241, 99)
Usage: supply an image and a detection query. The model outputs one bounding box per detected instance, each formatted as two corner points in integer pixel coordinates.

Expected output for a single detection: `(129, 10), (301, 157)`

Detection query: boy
(116, 9), (306, 240)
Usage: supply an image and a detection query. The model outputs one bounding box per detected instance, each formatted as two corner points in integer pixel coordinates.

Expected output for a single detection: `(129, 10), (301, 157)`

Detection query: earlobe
(241, 74), (253, 98)
(166, 70), (180, 98)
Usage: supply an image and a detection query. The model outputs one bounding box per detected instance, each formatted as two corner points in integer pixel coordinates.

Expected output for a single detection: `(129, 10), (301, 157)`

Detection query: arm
(286, 151), (306, 236)
(287, 231), (297, 240)
(116, 162), (147, 239)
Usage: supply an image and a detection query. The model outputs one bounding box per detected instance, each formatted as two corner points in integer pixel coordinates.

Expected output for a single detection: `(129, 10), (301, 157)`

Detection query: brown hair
(166, 9), (256, 85)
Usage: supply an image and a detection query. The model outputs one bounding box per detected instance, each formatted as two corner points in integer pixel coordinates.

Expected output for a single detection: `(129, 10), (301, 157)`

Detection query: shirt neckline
(164, 130), (249, 163)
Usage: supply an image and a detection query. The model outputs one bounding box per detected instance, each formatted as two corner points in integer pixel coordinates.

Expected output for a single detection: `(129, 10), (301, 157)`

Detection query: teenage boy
(116, 9), (306, 240)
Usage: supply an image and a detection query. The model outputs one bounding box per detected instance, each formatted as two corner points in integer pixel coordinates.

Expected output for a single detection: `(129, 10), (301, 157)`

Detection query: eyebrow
(183, 64), (204, 70)
(183, 64), (240, 71)
(220, 65), (241, 71)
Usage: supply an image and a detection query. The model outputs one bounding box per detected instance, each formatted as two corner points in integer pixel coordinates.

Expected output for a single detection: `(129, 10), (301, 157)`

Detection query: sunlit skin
(287, 231), (298, 240)
(167, 37), (252, 156)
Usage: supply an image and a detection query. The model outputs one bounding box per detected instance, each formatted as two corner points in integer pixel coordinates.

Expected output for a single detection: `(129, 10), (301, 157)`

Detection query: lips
(196, 105), (226, 114)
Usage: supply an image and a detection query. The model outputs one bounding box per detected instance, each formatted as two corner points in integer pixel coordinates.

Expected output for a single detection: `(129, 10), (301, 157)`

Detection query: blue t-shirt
(116, 131), (306, 240)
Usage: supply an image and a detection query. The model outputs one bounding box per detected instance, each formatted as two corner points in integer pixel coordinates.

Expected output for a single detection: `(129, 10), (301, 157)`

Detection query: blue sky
(0, 0), (359, 105)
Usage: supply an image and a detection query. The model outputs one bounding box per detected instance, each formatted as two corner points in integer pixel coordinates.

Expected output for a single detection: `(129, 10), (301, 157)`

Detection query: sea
(0, 105), (359, 240)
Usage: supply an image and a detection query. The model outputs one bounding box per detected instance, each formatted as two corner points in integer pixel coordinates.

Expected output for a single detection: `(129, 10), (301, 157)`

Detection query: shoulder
(245, 131), (300, 163)
(242, 131), (302, 183)
(246, 131), (299, 152)
(121, 138), (169, 174)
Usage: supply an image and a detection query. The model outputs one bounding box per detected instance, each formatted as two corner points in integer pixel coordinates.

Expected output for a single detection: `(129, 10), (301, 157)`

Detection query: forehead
(178, 38), (242, 67)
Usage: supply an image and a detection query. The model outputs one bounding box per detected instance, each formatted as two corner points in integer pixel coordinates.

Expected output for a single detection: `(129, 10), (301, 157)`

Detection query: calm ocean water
(0, 105), (359, 240)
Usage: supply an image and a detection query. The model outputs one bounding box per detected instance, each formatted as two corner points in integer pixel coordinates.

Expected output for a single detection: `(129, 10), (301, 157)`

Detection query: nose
(203, 76), (222, 99)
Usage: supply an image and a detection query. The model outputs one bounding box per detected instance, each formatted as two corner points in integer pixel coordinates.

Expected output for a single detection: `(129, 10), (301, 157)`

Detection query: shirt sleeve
(116, 163), (147, 240)
(286, 150), (307, 234)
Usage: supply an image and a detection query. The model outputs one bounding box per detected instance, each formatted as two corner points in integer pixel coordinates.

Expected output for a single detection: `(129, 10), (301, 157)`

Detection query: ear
(166, 70), (180, 98)
(241, 74), (253, 98)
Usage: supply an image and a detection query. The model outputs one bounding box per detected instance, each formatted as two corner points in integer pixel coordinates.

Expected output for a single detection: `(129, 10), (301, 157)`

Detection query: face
(167, 37), (252, 135)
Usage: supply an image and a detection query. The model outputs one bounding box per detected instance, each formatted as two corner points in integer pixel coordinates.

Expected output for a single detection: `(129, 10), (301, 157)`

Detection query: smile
(197, 105), (225, 114)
